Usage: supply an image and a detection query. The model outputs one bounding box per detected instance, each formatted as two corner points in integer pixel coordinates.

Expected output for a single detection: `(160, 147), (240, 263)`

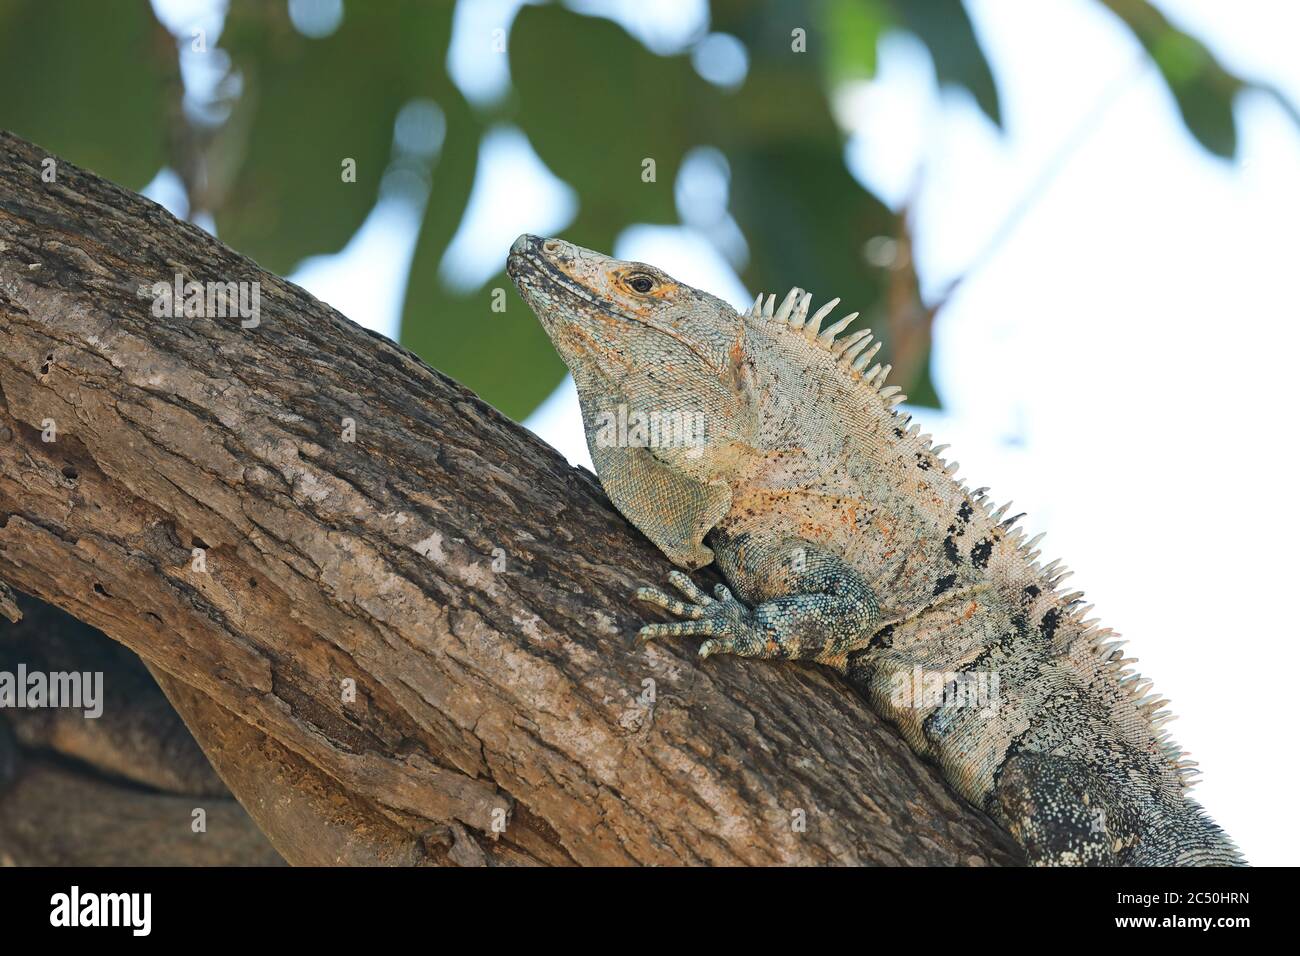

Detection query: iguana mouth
(507, 234), (624, 324)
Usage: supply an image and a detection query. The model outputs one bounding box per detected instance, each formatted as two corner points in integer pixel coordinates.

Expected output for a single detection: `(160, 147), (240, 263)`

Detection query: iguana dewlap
(507, 234), (1242, 866)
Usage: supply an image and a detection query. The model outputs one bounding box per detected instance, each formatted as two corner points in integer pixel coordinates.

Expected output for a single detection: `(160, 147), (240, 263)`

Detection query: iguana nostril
(544, 239), (561, 254)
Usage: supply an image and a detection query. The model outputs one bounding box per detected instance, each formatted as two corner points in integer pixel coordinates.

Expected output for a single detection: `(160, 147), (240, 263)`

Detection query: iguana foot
(635, 542), (888, 663)
(634, 572), (767, 658)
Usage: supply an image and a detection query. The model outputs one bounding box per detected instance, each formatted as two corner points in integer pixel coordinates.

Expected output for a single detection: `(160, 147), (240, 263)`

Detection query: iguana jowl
(507, 234), (1243, 866)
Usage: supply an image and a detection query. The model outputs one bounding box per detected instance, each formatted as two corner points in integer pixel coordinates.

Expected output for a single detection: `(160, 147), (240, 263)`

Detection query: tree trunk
(0, 131), (1023, 866)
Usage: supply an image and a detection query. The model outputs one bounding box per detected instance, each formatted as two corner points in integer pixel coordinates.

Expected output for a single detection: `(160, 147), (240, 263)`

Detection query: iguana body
(507, 234), (1242, 866)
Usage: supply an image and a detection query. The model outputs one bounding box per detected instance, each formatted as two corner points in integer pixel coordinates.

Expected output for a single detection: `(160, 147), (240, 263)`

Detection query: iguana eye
(626, 273), (656, 294)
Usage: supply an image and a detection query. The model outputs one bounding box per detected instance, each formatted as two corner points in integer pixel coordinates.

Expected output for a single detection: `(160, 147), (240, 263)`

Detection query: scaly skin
(506, 234), (1243, 866)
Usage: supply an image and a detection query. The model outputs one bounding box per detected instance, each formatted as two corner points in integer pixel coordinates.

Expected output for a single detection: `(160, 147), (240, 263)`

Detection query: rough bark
(0, 130), (1023, 866)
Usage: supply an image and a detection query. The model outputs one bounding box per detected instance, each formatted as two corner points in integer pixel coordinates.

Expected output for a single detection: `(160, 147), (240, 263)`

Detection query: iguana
(506, 234), (1243, 866)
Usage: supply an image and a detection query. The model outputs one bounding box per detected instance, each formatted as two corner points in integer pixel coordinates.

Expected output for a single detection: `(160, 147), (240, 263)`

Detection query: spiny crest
(982, 484), (1194, 786)
(749, 288), (907, 409)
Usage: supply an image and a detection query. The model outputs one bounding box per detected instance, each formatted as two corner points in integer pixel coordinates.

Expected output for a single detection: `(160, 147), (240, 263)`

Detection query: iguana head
(506, 234), (743, 381)
(507, 234), (749, 568)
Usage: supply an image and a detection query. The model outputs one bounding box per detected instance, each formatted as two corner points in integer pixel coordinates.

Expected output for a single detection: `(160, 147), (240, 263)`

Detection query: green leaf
(890, 0), (1002, 127)
(727, 138), (936, 405)
(510, 5), (717, 244)
(217, 0), (456, 273)
(0, 0), (170, 189)
(1100, 0), (1241, 158)
(821, 0), (890, 85)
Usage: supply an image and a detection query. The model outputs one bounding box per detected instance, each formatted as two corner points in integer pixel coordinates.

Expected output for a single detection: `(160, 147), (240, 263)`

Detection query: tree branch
(0, 131), (1022, 866)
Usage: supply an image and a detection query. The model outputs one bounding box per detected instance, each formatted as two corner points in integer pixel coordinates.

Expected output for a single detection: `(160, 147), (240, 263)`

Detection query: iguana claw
(633, 572), (756, 655)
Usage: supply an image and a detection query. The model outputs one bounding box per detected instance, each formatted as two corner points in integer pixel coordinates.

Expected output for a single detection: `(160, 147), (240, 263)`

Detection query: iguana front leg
(636, 538), (991, 665)
(635, 540), (881, 664)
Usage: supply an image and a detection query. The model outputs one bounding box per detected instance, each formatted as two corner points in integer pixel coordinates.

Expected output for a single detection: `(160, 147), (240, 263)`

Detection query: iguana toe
(666, 570), (710, 604)
(634, 585), (705, 620)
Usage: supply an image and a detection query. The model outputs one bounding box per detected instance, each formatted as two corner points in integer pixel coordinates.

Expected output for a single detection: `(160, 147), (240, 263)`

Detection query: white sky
(145, 0), (1300, 865)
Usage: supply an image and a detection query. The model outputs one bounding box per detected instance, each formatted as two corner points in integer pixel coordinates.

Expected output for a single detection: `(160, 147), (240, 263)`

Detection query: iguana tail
(1125, 799), (1245, 866)
(992, 751), (1245, 865)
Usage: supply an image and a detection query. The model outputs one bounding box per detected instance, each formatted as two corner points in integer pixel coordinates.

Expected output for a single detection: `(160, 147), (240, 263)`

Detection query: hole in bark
(40, 353), (53, 375)
(92, 583), (110, 598)
(192, 536), (209, 550)
(248, 578), (257, 588)
(61, 464), (78, 481)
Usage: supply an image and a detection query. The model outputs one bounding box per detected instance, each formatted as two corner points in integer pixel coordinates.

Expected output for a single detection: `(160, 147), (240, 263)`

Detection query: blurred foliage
(217, 2), (459, 274)
(1102, 0), (1242, 158)
(1, 0), (1295, 420)
(0, 0), (171, 188)
(890, 0), (1000, 125)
